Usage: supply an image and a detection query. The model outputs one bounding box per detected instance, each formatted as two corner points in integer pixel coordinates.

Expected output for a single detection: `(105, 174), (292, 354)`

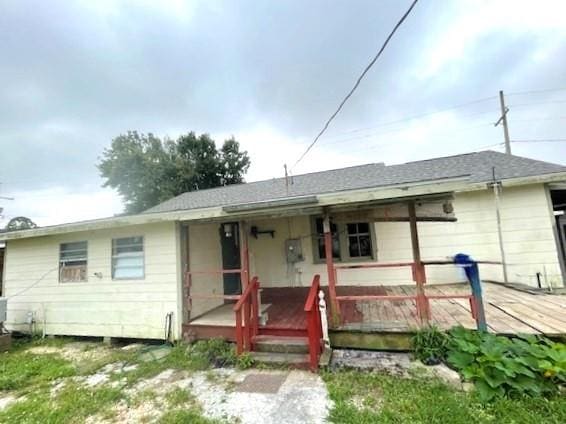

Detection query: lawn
(323, 370), (566, 424)
(0, 338), (219, 423)
(1, 336), (566, 423)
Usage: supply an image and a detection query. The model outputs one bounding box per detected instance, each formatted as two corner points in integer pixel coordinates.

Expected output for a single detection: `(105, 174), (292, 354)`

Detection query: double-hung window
(59, 241), (88, 282)
(112, 236), (144, 279)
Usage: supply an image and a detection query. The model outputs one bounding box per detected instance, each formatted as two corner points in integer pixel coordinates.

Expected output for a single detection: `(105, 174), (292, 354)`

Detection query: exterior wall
(3, 221), (181, 339)
(187, 223), (224, 318)
(246, 183), (563, 289)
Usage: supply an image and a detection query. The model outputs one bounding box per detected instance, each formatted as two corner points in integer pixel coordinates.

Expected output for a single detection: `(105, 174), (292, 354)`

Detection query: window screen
(59, 241), (88, 282)
(112, 236), (144, 279)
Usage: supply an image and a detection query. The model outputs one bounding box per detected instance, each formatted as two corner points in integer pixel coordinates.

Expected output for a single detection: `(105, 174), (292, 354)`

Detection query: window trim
(311, 216), (376, 264)
(59, 241), (88, 283)
(111, 236), (145, 281)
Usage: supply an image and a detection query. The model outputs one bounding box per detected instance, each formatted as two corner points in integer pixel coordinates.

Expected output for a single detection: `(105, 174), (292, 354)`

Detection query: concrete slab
(235, 372), (288, 394)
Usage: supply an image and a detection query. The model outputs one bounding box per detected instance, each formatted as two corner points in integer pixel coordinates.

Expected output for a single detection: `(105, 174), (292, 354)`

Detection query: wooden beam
(323, 213), (340, 324)
(408, 200), (430, 323)
(239, 221), (250, 290)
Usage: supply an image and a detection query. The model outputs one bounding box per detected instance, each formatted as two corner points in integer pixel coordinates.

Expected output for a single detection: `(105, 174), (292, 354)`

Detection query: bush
(446, 327), (566, 401)
(411, 325), (450, 365)
(186, 339), (238, 368)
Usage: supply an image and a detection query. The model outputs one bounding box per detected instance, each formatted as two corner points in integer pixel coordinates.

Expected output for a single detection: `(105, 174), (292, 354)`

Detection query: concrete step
(253, 335), (309, 354)
(250, 351), (310, 368)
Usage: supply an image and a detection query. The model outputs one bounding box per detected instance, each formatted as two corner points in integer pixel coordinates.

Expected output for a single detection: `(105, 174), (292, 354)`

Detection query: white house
(1, 151), (565, 364)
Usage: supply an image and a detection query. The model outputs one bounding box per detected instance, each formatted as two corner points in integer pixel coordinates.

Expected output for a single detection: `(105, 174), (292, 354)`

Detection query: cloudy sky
(1, 0), (565, 226)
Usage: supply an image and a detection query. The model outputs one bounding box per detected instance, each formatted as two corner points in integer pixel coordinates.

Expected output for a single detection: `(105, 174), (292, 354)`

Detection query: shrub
(411, 325), (450, 365)
(446, 327), (566, 401)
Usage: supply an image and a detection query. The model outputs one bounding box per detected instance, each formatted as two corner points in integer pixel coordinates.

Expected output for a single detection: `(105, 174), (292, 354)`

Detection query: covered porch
(179, 193), (490, 368)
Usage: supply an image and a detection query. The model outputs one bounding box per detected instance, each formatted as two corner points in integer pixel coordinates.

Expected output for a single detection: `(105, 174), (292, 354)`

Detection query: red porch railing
(233, 276), (260, 354)
(333, 260), (487, 331)
(304, 274), (323, 371)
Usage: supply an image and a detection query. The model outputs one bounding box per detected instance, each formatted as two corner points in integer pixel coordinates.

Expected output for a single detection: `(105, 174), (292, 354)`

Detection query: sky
(1, 0), (566, 226)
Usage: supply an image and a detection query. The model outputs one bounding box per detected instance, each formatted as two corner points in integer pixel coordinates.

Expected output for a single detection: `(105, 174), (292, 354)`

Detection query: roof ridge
(159, 162), (383, 201)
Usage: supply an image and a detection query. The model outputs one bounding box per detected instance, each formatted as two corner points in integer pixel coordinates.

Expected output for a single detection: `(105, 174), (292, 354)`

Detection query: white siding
(3, 222), (181, 339)
(245, 183), (563, 288)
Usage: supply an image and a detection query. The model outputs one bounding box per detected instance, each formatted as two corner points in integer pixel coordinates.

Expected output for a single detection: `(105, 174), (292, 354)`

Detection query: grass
(0, 382), (123, 423)
(0, 338), (236, 423)
(323, 370), (566, 424)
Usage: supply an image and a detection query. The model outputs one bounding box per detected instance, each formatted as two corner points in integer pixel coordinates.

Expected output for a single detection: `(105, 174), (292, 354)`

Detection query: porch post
(239, 221), (250, 290)
(408, 200), (430, 324)
(323, 213), (340, 324)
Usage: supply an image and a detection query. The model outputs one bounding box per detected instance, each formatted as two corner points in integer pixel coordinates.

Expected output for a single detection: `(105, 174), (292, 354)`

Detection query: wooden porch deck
(337, 282), (566, 336)
(184, 283), (566, 343)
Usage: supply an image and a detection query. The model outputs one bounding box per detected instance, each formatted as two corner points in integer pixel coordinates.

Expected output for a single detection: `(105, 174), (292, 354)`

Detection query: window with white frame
(312, 217), (375, 263)
(59, 241), (88, 282)
(112, 236), (144, 279)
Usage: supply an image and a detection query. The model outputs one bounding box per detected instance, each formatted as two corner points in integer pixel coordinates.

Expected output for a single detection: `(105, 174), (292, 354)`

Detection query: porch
(185, 282), (566, 339)
(179, 194), (565, 369)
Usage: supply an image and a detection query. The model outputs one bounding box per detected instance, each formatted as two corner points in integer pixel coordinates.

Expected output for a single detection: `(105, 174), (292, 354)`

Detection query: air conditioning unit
(0, 298), (7, 323)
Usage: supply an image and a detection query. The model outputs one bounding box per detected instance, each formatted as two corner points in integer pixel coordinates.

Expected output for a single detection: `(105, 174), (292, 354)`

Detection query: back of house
(1, 151), (565, 347)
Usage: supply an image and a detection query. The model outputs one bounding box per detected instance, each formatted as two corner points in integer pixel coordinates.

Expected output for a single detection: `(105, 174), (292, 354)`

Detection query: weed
(235, 352), (255, 370)
(165, 387), (194, 408)
(411, 325), (450, 365)
(159, 409), (220, 424)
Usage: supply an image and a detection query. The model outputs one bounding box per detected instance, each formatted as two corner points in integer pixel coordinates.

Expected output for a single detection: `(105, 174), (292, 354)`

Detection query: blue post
(454, 253), (488, 332)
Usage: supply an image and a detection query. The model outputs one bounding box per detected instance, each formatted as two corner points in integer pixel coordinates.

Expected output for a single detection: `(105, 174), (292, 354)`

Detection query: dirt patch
(27, 342), (112, 364)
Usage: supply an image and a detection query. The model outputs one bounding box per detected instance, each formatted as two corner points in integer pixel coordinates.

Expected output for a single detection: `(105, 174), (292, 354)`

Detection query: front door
(220, 222), (242, 296)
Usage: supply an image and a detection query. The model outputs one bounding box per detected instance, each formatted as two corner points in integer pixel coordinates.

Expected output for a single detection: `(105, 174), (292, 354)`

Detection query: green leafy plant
(446, 327), (566, 401)
(236, 352), (255, 370)
(411, 325), (450, 365)
(186, 339), (238, 368)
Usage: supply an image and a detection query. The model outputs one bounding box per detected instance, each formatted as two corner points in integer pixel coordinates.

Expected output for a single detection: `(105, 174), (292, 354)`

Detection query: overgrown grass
(0, 381), (123, 423)
(323, 370), (566, 424)
(0, 352), (76, 392)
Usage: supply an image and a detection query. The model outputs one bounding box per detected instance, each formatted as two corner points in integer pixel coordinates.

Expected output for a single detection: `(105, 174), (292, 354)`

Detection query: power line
(511, 138), (566, 143)
(291, 0), (420, 170)
(322, 96), (497, 139)
(506, 86), (566, 97)
(508, 99), (566, 108)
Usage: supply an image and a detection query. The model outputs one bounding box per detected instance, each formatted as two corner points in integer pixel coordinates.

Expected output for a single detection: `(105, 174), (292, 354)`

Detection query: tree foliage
(5, 216), (38, 231)
(98, 131), (251, 213)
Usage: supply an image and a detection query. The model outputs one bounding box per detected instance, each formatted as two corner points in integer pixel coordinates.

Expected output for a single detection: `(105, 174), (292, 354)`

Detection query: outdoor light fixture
(223, 223), (233, 237)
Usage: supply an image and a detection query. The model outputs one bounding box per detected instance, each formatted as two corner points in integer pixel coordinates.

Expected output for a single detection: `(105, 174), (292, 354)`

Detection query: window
(60, 241), (88, 282)
(315, 218), (341, 260)
(312, 217), (375, 262)
(347, 223), (372, 258)
(112, 236), (144, 279)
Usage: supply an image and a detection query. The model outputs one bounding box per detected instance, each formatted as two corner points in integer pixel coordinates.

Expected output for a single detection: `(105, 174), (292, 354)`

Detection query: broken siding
(3, 221), (180, 339)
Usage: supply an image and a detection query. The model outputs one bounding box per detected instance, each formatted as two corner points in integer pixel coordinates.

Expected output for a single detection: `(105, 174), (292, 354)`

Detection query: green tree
(98, 131), (250, 213)
(5, 216), (38, 231)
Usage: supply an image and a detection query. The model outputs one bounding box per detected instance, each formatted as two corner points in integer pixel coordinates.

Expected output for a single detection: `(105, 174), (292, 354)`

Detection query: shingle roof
(144, 151), (566, 214)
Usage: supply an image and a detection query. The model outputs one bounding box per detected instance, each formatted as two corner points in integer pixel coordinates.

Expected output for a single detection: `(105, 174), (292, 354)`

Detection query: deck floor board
(187, 283), (566, 337)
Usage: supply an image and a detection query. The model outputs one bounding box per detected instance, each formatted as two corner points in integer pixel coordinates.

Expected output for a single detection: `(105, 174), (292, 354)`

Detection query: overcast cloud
(1, 0), (565, 226)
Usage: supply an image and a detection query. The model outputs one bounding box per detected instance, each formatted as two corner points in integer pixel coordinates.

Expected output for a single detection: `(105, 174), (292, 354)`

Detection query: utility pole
(494, 90), (511, 155)
(491, 167), (509, 284)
